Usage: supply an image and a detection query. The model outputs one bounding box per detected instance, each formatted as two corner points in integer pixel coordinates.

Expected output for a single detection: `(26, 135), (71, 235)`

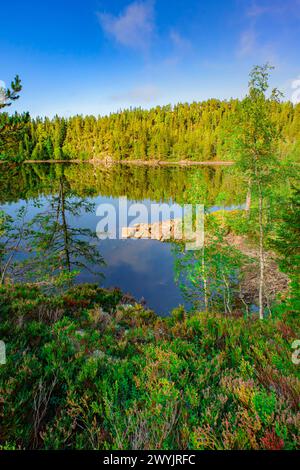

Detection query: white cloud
(0, 80), (6, 104)
(98, 1), (154, 51)
(292, 78), (300, 89)
(291, 76), (300, 104)
(237, 29), (257, 57)
(111, 84), (160, 103)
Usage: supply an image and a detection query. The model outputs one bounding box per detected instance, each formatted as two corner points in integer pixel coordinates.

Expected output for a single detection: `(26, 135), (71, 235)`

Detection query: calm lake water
(0, 163), (243, 315)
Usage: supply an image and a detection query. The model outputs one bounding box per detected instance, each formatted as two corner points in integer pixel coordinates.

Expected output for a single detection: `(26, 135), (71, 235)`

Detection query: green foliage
(253, 390), (277, 425)
(228, 64), (282, 192)
(173, 214), (249, 314)
(0, 283), (299, 450)
(0, 171), (105, 289)
(270, 185), (300, 315)
(0, 75), (22, 109)
(1, 99), (299, 162)
(0, 112), (30, 161)
(0, 75), (25, 160)
(272, 186), (300, 278)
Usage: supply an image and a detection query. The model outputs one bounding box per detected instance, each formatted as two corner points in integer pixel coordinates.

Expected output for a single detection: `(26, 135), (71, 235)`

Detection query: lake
(0, 162), (243, 315)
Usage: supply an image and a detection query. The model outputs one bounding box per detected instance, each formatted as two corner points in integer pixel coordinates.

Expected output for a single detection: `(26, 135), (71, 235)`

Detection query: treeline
(1, 99), (300, 161)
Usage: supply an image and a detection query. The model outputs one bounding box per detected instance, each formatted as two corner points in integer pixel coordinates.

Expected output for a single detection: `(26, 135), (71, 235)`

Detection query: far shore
(1, 159), (234, 166)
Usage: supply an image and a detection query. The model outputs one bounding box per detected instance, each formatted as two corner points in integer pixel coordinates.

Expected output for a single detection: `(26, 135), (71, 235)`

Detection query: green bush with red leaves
(0, 283), (299, 450)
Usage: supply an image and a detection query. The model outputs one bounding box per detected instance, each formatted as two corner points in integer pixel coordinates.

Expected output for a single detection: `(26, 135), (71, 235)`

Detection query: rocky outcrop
(122, 219), (183, 241)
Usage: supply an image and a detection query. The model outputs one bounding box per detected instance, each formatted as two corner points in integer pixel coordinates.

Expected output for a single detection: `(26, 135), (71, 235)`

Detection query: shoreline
(122, 218), (288, 305)
(1, 159), (234, 166)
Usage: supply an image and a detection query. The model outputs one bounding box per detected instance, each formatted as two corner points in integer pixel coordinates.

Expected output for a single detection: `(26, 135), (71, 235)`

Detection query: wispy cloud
(237, 29), (279, 65)
(237, 29), (257, 57)
(163, 30), (192, 66)
(237, 1), (286, 63)
(97, 1), (154, 51)
(246, 3), (271, 18)
(246, 0), (300, 18)
(111, 84), (161, 103)
(169, 31), (192, 52)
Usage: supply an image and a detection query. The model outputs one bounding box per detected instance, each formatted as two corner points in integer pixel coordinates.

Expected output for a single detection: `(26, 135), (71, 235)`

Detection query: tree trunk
(258, 186), (264, 320)
(245, 179), (251, 215)
(202, 247), (208, 311)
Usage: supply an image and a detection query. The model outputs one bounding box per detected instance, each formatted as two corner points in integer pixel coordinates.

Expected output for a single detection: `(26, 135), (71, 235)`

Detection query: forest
(1, 99), (300, 163)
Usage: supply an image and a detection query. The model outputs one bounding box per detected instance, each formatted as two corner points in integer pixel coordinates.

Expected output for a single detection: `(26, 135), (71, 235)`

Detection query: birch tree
(231, 64), (282, 319)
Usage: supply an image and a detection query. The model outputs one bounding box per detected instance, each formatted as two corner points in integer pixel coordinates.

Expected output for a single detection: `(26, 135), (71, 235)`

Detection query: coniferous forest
(1, 99), (300, 162)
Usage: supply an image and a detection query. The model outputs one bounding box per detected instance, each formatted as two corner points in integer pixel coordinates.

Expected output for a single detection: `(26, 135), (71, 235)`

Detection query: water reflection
(0, 163), (244, 314)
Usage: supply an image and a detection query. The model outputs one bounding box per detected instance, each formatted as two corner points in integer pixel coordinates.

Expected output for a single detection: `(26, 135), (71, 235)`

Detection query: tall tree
(230, 64), (282, 319)
(0, 75), (22, 109)
(0, 75), (26, 161)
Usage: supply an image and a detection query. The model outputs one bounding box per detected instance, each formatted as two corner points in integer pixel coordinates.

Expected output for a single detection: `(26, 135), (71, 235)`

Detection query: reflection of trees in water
(0, 173), (104, 289)
(0, 206), (29, 285)
(0, 163), (245, 207)
(1, 162), (246, 300)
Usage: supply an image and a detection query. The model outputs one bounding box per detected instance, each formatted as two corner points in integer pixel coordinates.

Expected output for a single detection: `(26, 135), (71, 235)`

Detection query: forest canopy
(1, 99), (300, 162)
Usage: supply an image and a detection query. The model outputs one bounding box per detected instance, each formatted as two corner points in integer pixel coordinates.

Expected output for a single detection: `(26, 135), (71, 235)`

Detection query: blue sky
(1, 0), (300, 117)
